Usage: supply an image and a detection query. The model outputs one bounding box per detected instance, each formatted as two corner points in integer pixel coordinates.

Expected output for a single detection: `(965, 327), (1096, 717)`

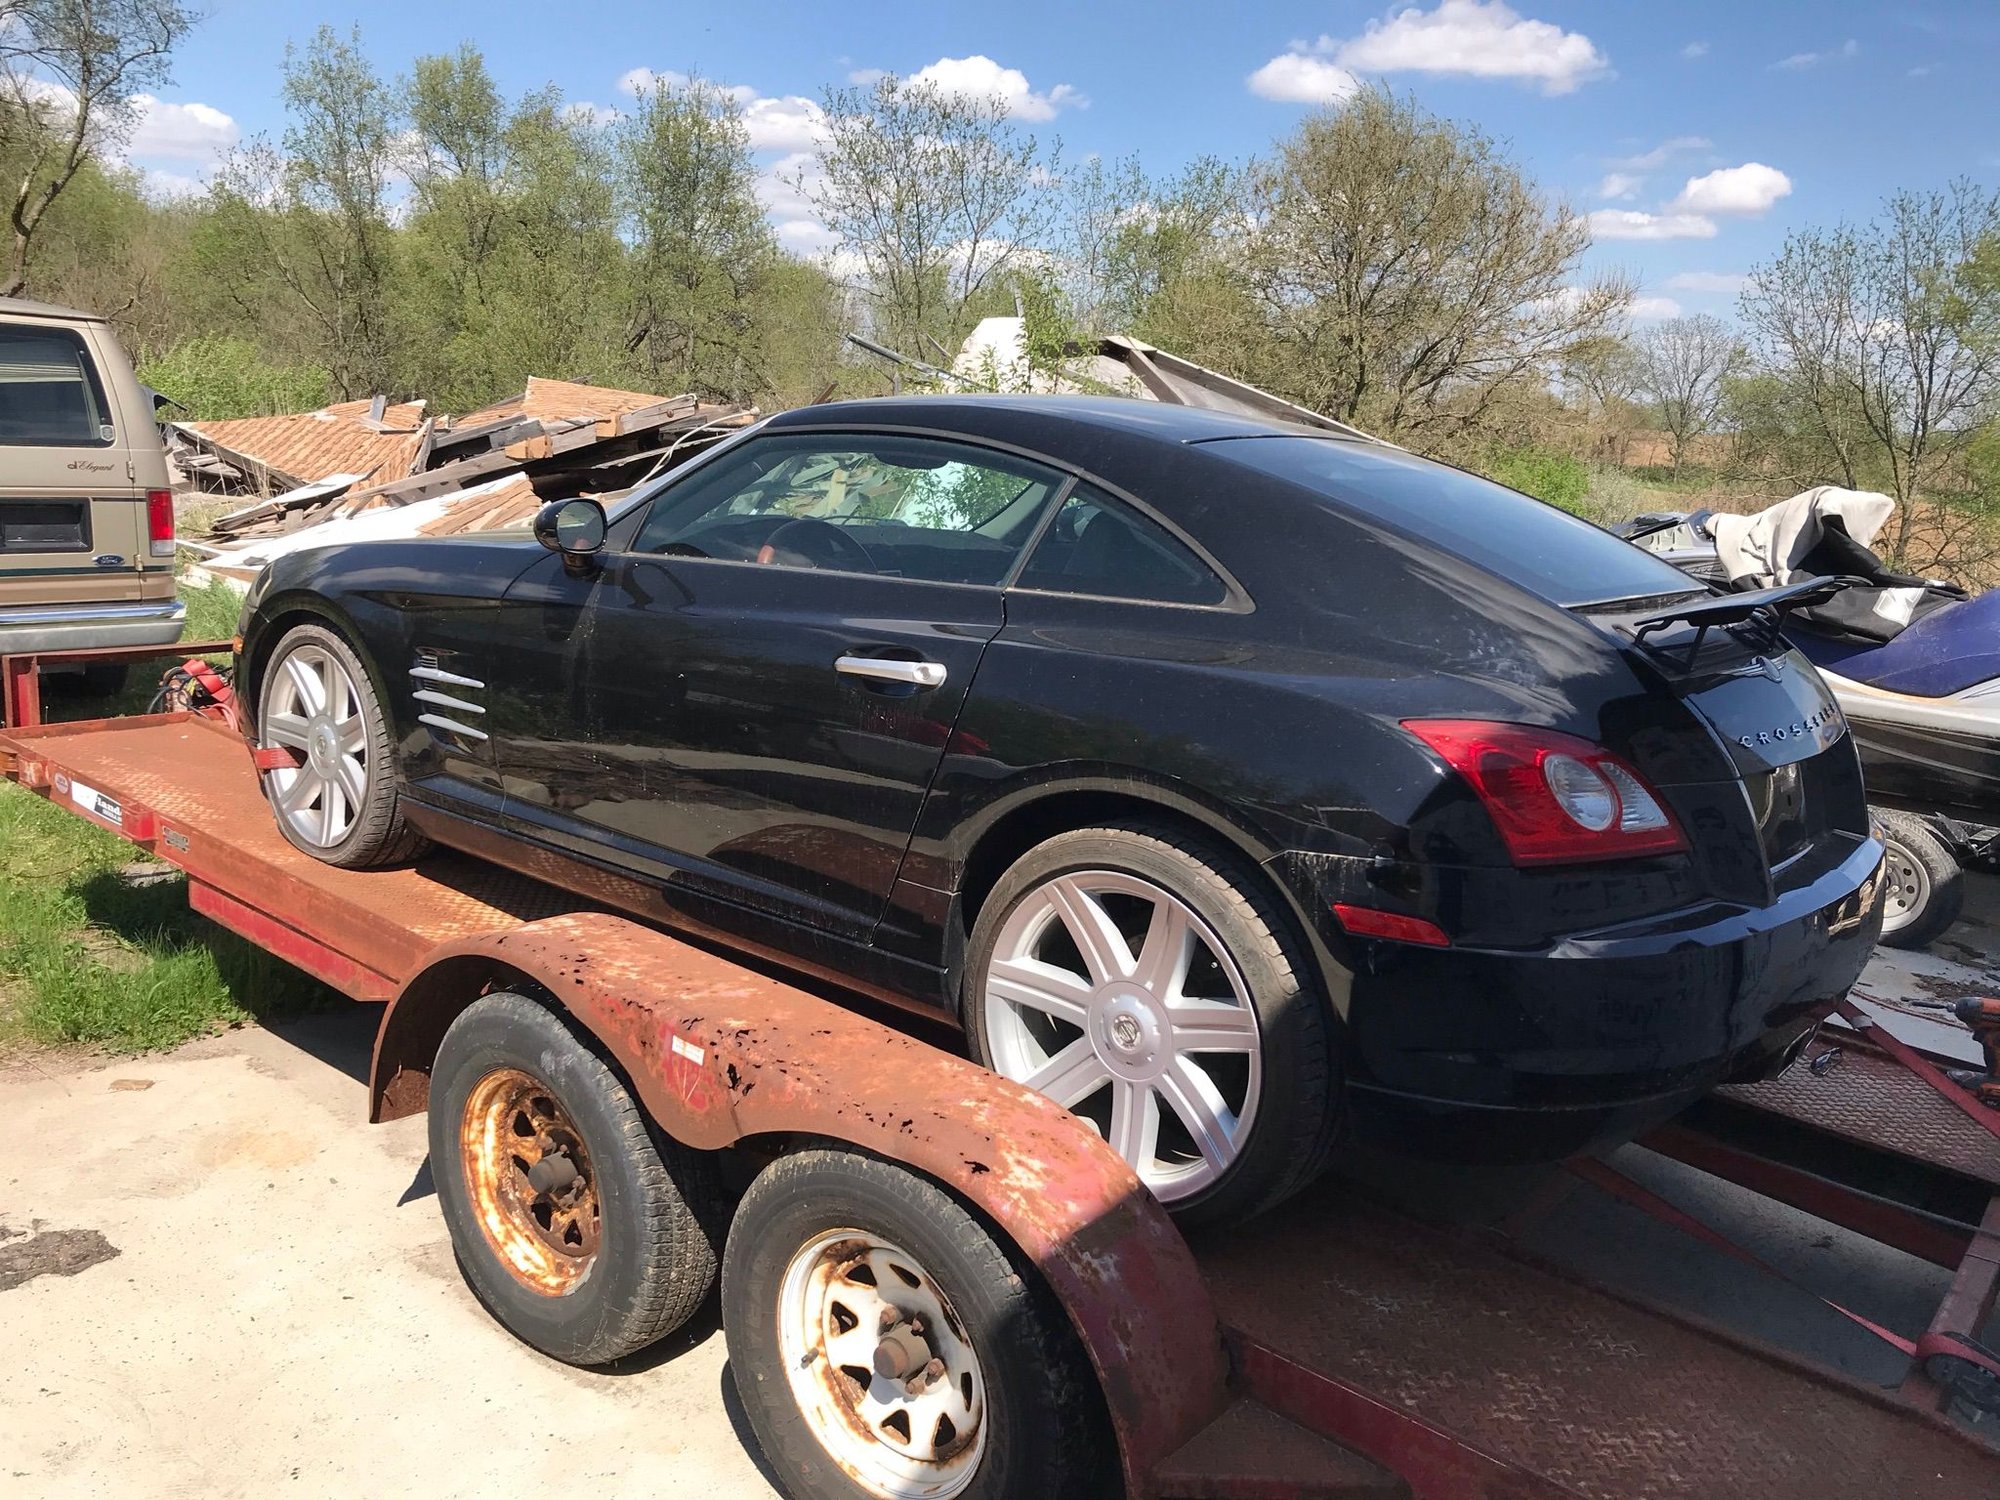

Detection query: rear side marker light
(1402, 719), (1688, 867)
(1332, 903), (1451, 947)
(146, 489), (175, 558)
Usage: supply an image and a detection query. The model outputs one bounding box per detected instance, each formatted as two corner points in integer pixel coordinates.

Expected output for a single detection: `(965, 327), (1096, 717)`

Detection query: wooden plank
(504, 433), (554, 461)
(602, 393), (698, 437)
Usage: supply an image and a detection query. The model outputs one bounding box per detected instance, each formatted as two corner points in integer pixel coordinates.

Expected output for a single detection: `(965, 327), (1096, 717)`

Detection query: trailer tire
(722, 1149), (1115, 1500)
(1875, 809), (1963, 951)
(429, 991), (724, 1365)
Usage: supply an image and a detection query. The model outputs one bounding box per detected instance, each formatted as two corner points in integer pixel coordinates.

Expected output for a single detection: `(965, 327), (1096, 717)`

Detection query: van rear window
(1203, 435), (1700, 609)
(0, 327), (114, 447)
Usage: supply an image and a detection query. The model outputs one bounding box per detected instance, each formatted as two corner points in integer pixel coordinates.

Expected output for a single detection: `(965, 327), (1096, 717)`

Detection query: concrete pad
(0, 1010), (779, 1500)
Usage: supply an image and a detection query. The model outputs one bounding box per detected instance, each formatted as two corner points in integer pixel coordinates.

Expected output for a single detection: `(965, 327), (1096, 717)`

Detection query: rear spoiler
(1630, 577), (1851, 665)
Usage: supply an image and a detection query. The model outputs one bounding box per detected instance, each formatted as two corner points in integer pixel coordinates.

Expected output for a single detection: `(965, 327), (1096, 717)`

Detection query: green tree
(803, 72), (1058, 358)
(617, 75), (774, 401)
(0, 0), (195, 295)
(1243, 89), (1630, 446)
(1741, 181), (2000, 563)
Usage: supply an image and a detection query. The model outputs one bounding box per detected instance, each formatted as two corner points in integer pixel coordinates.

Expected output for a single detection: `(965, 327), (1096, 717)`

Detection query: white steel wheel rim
(260, 644), (369, 849)
(982, 869), (1263, 1202)
(1880, 840), (1930, 932)
(776, 1229), (987, 1500)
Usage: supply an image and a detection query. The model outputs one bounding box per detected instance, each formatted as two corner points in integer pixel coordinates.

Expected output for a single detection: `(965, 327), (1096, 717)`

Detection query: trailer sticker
(669, 1034), (705, 1067)
(68, 777), (123, 828)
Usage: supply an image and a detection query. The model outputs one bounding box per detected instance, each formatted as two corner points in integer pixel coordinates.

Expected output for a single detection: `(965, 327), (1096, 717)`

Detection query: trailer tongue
(3, 703), (1997, 1499)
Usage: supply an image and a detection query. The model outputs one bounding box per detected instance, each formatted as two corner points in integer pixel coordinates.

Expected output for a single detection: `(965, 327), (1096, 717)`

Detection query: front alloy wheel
(261, 639), (369, 849)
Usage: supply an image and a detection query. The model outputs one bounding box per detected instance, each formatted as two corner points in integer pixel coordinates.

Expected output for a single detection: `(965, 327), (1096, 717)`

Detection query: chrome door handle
(836, 655), (947, 688)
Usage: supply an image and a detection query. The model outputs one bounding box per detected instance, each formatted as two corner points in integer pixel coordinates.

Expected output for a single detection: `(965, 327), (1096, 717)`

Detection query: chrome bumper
(0, 598), (187, 656)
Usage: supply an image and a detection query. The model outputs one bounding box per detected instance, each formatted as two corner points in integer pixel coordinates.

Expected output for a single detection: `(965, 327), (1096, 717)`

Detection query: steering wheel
(756, 517), (878, 573)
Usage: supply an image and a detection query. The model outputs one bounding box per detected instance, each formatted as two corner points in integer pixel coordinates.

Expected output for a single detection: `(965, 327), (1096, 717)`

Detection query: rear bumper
(0, 599), (186, 656)
(1335, 834), (1884, 1162)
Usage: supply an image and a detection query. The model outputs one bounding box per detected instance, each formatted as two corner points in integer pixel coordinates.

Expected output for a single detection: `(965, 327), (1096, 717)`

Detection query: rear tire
(256, 622), (428, 867)
(429, 991), (725, 1364)
(964, 821), (1339, 1228)
(1875, 809), (1963, 951)
(721, 1149), (1114, 1500)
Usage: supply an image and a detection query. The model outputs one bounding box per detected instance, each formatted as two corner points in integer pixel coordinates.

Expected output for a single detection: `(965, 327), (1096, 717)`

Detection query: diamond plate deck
(1720, 1043), (2000, 1187)
(1195, 1194), (2000, 1500)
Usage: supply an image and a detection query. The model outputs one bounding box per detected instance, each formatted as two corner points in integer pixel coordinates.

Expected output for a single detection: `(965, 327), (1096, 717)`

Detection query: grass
(1, 574), (334, 1054)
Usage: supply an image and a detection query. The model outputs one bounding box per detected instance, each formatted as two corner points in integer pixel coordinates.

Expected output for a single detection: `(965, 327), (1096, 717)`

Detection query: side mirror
(533, 497), (607, 578)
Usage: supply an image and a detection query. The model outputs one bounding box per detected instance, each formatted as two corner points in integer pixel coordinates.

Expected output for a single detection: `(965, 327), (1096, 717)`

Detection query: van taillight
(1402, 719), (1688, 866)
(147, 489), (175, 558)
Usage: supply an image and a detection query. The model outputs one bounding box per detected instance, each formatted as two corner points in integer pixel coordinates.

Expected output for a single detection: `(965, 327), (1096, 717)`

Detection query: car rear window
(0, 326), (114, 447)
(1205, 435), (1699, 608)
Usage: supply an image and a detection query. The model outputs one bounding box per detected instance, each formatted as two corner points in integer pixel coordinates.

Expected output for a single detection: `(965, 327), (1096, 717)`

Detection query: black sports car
(237, 395), (1885, 1223)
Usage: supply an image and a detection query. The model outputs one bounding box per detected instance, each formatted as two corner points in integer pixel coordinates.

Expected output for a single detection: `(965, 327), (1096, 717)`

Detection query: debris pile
(173, 378), (757, 587)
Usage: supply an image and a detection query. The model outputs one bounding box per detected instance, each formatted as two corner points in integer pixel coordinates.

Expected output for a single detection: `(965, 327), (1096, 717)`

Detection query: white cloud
(1608, 135), (1710, 171)
(1670, 162), (1791, 216)
(125, 94), (238, 163)
(1776, 38), (1859, 70)
(1596, 171), (1641, 200)
(1268, 1), (1609, 97)
(1587, 208), (1718, 241)
(617, 66), (684, 98)
(847, 67), (888, 87)
(1247, 52), (1362, 103)
(1664, 270), (1748, 294)
(1909, 65), (1934, 78)
(1681, 41), (1709, 60)
(756, 150), (821, 223)
(739, 94), (823, 153)
(1629, 295), (1683, 321)
(906, 55), (1086, 120)
(564, 100), (621, 128)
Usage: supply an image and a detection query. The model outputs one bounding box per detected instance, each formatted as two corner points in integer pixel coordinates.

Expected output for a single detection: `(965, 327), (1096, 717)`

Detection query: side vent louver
(410, 656), (489, 742)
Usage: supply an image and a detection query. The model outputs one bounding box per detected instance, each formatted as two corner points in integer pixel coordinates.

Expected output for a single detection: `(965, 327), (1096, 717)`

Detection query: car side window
(630, 433), (1066, 587)
(1013, 484), (1230, 606)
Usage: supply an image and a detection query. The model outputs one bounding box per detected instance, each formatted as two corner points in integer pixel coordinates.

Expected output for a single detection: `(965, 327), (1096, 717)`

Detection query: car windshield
(1205, 435), (1702, 609)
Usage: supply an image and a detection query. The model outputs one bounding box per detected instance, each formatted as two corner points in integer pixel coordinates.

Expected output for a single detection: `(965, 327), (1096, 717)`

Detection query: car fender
(370, 911), (1227, 1490)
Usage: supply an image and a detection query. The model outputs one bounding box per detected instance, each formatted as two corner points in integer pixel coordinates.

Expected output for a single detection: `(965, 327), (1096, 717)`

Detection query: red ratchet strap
(1832, 996), (2000, 1142)
(1568, 1155), (2000, 1382)
(249, 745), (301, 772)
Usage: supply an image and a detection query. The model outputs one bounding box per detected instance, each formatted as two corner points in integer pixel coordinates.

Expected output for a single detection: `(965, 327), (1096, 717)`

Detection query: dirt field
(0, 1012), (780, 1500)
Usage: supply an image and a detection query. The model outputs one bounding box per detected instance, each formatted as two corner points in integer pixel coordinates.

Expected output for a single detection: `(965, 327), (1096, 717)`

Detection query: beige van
(1, 296), (183, 690)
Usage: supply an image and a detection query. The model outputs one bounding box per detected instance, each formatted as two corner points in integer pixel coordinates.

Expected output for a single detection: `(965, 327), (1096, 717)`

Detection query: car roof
(764, 393), (1346, 447)
(0, 295), (106, 325)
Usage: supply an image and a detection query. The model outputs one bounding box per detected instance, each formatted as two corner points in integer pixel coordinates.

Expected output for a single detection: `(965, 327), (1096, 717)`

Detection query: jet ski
(1623, 486), (1998, 949)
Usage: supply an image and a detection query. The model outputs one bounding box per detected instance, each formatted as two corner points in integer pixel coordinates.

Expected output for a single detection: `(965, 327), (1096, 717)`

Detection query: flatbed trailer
(6, 701), (2000, 1499)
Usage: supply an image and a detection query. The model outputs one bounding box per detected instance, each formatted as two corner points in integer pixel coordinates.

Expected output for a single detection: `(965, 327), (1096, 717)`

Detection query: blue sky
(116, 1), (2000, 324)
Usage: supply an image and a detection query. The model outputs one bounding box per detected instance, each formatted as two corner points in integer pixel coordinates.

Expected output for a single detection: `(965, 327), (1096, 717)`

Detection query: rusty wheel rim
(777, 1229), (986, 1499)
(459, 1068), (601, 1296)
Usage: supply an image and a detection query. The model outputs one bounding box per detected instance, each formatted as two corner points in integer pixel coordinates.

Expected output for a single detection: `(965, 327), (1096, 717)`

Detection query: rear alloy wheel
(967, 823), (1338, 1227)
(1874, 808), (1964, 951)
(256, 623), (427, 867)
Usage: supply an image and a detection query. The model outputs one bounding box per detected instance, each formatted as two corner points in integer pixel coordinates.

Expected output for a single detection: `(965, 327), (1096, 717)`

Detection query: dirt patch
(0, 1228), (119, 1292)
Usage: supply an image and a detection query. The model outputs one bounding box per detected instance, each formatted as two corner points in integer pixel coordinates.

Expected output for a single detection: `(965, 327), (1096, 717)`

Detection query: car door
(488, 429), (1071, 940)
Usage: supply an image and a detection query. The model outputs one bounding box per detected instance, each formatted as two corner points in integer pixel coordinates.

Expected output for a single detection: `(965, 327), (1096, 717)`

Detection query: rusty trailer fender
(370, 911), (1227, 1493)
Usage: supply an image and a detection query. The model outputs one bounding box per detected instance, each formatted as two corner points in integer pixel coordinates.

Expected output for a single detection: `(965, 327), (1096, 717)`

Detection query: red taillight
(1332, 903), (1451, 947)
(1402, 719), (1688, 867)
(147, 489), (175, 558)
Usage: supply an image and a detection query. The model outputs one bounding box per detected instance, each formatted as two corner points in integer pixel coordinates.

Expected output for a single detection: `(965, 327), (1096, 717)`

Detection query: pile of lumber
(174, 378), (757, 561)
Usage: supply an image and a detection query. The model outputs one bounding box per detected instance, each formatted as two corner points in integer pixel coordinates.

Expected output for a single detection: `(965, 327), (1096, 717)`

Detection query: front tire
(429, 992), (725, 1364)
(721, 1149), (1114, 1500)
(256, 622), (428, 867)
(1875, 809), (1964, 951)
(964, 822), (1338, 1227)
